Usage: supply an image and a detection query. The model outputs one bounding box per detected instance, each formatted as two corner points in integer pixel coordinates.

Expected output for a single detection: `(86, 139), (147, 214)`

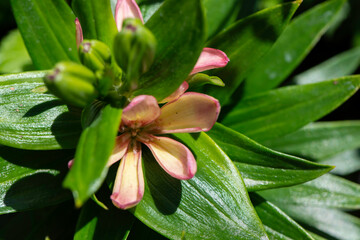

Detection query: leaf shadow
(0, 145), (74, 212)
(22, 99), (82, 149)
(142, 148), (182, 215)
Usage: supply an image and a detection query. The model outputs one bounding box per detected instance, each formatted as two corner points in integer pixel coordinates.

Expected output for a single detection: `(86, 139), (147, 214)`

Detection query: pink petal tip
(115, 0), (144, 31)
(191, 48), (229, 75)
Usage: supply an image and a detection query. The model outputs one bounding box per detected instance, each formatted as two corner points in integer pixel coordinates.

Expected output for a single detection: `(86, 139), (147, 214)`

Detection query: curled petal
(190, 48), (229, 75)
(122, 95), (161, 128)
(143, 136), (196, 180)
(159, 81), (189, 104)
(68, 159), (74, 169)
(150, 92), (220, 133)
(115, 0), (144, 31)
(75, 18), (83, 48)
(111, 141), (144, 209)
(107, 133), (131, 167)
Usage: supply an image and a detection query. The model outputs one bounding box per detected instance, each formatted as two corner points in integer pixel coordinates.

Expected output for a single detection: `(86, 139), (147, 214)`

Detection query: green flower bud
(79, 40), (112, 73)
(44, 62), (98, 108)
(114, 18), (156, 87)
(187, 73), (225, 88)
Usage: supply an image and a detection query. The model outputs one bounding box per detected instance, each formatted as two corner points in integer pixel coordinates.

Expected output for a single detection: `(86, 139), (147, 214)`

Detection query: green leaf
(11, 0), (79, 70)
(269, 204), (360, 240)
(259, 174), (360, 209)
(63, 104), (122, 207)
(138, 1), (163, 23)
(75, 200), (134, 240)
(0, 146), (72, 214)
(207, 123), (332, 191)
(133, 0), (206, 101)
(243, 0), (346, 97)
(0, 71), (81, 150)
(204, 1), (301, 106)
(263, 121), (360, 160)
(294, 47), (360, 85)
(130, 132), (268, 239)
(322, 150), (360, 175)
(72, 0), (118, 50)
(127, 219), (168, 240)
(250, 193), (314, 240)
(203, 0), (241, 39)
(0, 30), (33, 74)
(222, 76), (360, 142)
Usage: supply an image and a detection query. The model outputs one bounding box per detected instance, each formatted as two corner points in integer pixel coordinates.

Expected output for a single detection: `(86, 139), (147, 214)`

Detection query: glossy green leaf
(204, 1), (301, 106)
(11, 0), (79, 70)
(63, 104), (122, 207)
(243, 0), (345, 97)
(133, 0), (206, 101)
(0, 71), (81, 150)
(207, 123), (332, 191)
(0, 30), (33, 74)
(270, 204), (360, 240)
(72, 0), (118, 49)
(294, 47), (360, 85)
(263, 121), (360, 160)
(129, 132), (268, 240)
(250, 193), (313, 240)
(0, 146), (72, 214)
(222, 76), (360, 142)
(259, 174), (360, 209)
(75, 200), (133, 240)
(322, 150), (360, 175)
(138, 1), (163, 23)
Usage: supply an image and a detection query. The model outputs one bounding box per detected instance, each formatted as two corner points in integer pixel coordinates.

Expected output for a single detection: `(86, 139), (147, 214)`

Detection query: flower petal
(143, 136), (196, 180)
(115, 0), (144, 31)
(107, 133), (131, 167)
(150, 92), (220, 133)
(190, 48), (229, 75)
(75, 18), (83, 48)
(111, 141), (144, 209)
(159, 81), (189, 104)
(122, 95), (161, 128)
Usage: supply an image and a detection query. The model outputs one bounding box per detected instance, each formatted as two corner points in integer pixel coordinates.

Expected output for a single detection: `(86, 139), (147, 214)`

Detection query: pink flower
(73, 0), (230, 209)
(109, 93), (220, 209)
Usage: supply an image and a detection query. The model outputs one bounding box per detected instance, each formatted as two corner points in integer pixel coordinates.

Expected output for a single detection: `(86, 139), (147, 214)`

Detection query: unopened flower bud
(114, 18), (156, 85)
(79, 40), (112, 73)
(44, 62), (98, 108)
(187, 73), (225, 88)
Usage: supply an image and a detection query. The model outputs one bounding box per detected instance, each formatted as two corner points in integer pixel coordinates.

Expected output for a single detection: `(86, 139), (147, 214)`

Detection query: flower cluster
(75, 0), (229, 209)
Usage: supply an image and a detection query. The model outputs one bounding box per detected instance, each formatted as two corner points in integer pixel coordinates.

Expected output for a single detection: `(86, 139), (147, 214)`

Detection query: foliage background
(0, 0), (359, 239)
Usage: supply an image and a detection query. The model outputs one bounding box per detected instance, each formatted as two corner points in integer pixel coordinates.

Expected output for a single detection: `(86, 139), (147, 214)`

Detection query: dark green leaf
(322, 150), (360, 175)
(127, 219), (168, 240)
(11, 0), (79, 70)
(222, 76), (360, 142)
(72, 0), (118, 49)
(138, 1), (163, 23)
(131, 132), (268, 240)
(208, 123), (332, 191)
(0, 202), (78, 239)
(203, 0), (241, 39)
(294, 47), (360, 85)
(0, 30), (33, 74)
(205, 1), (301, 105)
(251, 193), (313, 240)
(0, 71), (81, 150)
(75, 200), (133, 240)
(63, 104), (122, 207)
(243, 0), (346, 97)
(133, 0), (206, 101)
(0, 146), (73, 214)
(263, 121), (360, 160)
(269, 204), (360, 240)
(259, 174), (360, 209)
